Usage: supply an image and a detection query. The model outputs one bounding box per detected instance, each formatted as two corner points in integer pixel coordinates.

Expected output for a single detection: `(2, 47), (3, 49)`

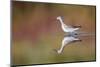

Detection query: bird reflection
(56, 34), (81, 54)
(54, 31), (95, 54)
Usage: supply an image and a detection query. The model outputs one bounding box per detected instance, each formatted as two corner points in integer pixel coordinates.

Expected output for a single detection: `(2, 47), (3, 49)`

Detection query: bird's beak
(53, 49), (57, 53)
(53, 49), (62, 55)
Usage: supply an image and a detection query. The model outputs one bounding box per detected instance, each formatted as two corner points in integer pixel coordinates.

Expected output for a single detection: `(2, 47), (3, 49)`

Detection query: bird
(56, 36), (81, 54)
(57, 16), (81, 33)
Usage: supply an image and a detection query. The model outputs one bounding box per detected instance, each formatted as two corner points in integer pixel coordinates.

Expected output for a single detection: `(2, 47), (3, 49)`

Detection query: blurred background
(12, 1), (96, 65)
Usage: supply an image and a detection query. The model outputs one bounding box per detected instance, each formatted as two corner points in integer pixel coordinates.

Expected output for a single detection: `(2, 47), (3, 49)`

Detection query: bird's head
(57, 16), (62, 20)
(53, 49), (62, 54)
(57, 50), (62, 54)
(57, 16), (60, 20)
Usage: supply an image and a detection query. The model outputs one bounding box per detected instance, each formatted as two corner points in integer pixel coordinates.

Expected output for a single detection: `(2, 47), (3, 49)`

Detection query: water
(12, 1), (96, 65)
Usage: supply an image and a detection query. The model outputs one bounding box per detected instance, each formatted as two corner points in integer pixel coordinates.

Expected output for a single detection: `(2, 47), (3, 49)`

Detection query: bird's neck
(59, 19), (64, 25)
(57, 44), (65, 54)
(58, 19), (67, 27)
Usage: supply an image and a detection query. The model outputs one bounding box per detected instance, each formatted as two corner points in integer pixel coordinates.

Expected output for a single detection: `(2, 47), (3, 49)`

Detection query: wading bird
(57, 16), (81, 33)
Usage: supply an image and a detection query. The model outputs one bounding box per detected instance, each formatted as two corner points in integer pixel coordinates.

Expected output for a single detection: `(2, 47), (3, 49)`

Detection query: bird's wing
(57, 36), (79, 54)
(63, 36), (80, 45)
(57, 37), (72, 54)
(62, 37), (74, 46)
(64, 24), (73, 28)
(57, 37), (75, 54)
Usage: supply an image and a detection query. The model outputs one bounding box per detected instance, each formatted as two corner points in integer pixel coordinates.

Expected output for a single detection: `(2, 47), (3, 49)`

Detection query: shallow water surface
(12, 1), (96, 65)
